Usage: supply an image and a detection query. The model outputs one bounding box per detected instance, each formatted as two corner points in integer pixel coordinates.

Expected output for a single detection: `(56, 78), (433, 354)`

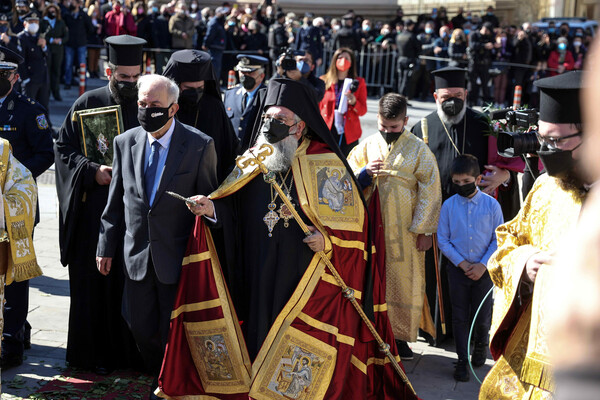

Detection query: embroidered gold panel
(250, 327), (337, 400)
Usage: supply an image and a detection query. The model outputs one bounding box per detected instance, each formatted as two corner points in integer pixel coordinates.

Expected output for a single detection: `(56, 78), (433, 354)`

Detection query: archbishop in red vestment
(157, 78), (419, 400)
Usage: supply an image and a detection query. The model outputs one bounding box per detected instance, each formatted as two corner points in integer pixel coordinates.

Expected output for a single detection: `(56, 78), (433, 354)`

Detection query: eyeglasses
(536, 131), (582, 148)
(0, 70), (15, 79)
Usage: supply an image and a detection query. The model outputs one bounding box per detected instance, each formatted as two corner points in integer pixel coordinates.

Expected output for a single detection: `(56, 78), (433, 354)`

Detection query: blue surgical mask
(425, 27), (433, 34)
(296, 60), (310, 74)
(549, 28), (555, 33)
(227, 21), (236, 26)
(441, 31), (448, 38)
(558, 42), (567, 51)
(0, 25), (7, 34)
(152, 6), (158, 12)
(363, 26), (370, 32)
(464, 29), (470, 35)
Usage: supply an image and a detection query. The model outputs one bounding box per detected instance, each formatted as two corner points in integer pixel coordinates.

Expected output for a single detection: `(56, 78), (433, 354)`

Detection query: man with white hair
(96, 73), (218, 399)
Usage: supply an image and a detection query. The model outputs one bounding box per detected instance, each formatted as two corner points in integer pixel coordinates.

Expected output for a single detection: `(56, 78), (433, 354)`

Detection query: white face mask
(27, 23), (39, 34)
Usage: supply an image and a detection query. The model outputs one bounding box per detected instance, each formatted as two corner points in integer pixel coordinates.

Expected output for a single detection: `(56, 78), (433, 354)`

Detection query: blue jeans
(64, 46), (87, 85)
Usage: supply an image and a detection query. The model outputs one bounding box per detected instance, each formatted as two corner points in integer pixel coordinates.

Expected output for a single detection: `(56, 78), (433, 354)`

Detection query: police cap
(0, 45), (24, 70)
(234, 54), (269, 73)
(25, 11), (40, 21)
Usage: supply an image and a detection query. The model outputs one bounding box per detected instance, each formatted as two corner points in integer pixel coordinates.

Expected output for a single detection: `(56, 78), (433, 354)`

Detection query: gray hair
(293, 113), (308, 136)
(137, 74), (180, 104)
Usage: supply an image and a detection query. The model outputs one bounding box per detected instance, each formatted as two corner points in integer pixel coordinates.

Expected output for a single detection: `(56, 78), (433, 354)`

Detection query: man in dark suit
(223, 54), (268, 151)
(96, 74), (218, 398)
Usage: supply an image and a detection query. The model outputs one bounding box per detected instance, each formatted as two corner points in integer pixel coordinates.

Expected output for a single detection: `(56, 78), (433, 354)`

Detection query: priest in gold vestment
(348, 93), (442, 359)
(0, 137), (40, 391)
(480, 71), (587, 399)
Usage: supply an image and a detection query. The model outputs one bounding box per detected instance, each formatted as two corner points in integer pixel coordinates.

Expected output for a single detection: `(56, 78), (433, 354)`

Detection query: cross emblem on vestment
(263, 204), (280, 237)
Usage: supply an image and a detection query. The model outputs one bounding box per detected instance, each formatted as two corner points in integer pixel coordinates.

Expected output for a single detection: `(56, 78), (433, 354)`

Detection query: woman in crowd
(41, 3), (68, 100)
(319, 47), (367, 156)
(86, 4), (103, 78)
(448, 29), (468, 67)
(492, 29), (512, 108)
(547, 36), (574, 76)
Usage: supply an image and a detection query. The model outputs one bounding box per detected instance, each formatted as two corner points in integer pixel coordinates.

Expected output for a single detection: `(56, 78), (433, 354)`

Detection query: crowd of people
(1, 0), (595, 113)
(0, 0), (599, 399)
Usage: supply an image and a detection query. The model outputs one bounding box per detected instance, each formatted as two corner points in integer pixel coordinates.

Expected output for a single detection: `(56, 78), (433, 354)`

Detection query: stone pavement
(1, 81), (493, 399)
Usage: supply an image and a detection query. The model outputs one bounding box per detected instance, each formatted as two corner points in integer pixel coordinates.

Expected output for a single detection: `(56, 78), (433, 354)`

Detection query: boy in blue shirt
(437, 154), (504, 382)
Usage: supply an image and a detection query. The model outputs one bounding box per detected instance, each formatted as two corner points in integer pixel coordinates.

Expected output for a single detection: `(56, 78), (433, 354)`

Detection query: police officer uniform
(223, 54), (268, 151)
(0, 45), (54, 369)
(12, 12), (50, 112)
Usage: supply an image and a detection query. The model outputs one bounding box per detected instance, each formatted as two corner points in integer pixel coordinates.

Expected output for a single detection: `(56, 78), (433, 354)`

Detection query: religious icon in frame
(73, 105), (124, 166)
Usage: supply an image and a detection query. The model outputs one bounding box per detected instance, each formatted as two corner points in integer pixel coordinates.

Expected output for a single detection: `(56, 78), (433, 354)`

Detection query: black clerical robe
(55, 85), (141, 370)
(176, 95), (239, 182)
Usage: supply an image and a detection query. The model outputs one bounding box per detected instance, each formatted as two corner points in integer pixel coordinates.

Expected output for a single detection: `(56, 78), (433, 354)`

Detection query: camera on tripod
(489, 108), (540, 158)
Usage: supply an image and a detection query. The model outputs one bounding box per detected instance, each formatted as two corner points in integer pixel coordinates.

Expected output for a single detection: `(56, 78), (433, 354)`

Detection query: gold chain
(438, 113), (466, 156)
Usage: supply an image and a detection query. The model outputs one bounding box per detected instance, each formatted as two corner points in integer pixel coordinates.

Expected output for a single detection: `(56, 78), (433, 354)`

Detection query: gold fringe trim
(520, 354), (555, 392)
(12, 259), (42, 282)
(10, 220), (28, 240)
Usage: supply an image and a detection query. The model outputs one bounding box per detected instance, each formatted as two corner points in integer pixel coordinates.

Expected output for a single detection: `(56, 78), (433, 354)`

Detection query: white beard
(436, 100), (467, 126)
(255, 132), (299, 173)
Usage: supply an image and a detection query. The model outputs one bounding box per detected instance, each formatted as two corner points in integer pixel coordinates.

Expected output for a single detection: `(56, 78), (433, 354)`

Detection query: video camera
(489, 108), (540, 158)
(279, 48), (305, 71)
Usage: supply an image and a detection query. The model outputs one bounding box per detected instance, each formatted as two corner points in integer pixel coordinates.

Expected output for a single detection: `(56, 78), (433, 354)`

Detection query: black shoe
(1, 353), (23, 370)
(454, 359), (470, 382)
(471, 342), (488, 367)
(94, 365), (112, 375)
(395, 340), (414, 361)
(53, 93), (63, 101)
(64, 84), (71, 90)
(23, 339), (31, 350)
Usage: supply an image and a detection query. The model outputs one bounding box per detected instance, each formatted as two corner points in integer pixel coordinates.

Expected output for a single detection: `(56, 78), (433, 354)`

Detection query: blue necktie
(145, 141), (161, 204)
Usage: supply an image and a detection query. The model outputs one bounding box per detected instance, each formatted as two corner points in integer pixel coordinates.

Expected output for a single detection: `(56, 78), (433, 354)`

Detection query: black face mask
(178, 88), (204, 107)
(441, 97), (464, 117)
(379, 130), (402, 145)
(261, 118), (294, 144)
(239, 74), (256, 91)
(48, 12), (56, 19)
(116, 80), (138, 102)
(69, 4), (76, 11)
(0, 77), (12, 98)
(138, 104), (172, 133)
(452, 182), (477, 197)
(537, 144), (580, 180)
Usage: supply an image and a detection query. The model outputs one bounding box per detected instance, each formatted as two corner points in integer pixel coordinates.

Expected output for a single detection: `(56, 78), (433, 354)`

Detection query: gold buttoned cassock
(480, 174), (584, 400)
(348, 130), (442, 341)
